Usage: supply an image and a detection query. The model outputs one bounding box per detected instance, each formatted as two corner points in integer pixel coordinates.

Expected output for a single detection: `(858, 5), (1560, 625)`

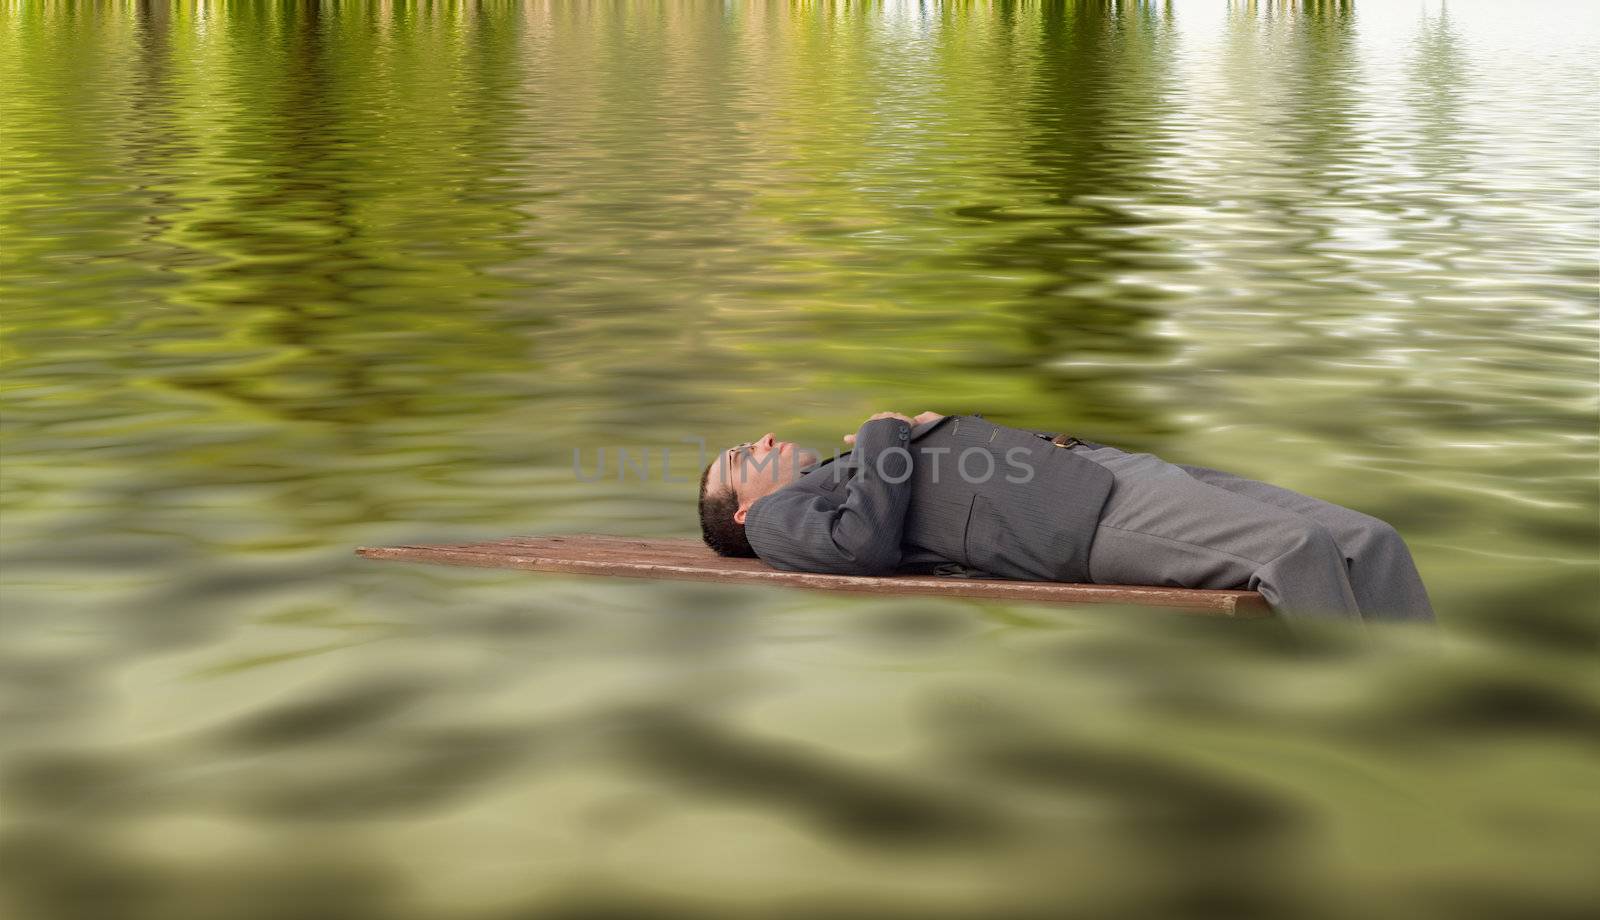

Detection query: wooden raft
(356, 534), (1272, 618)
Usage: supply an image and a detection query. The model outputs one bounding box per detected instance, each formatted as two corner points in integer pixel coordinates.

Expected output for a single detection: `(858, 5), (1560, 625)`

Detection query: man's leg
(1174, 463), (1436, 624)
(1071, 446), (1365, 623)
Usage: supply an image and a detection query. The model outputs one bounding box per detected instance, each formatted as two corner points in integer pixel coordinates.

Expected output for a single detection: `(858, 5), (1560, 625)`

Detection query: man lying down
(697, 411), (1435, 625)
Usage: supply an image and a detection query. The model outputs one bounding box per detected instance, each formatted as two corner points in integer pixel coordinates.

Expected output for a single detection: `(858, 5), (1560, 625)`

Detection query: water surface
(2, 2), (1597, 918)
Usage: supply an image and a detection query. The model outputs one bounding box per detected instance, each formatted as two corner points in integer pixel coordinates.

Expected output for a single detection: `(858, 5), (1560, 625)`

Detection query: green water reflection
(2, 2), (1597, 918)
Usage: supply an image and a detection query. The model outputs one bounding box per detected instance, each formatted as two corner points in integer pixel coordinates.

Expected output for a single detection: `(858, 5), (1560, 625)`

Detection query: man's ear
(733, 504), (749, 525)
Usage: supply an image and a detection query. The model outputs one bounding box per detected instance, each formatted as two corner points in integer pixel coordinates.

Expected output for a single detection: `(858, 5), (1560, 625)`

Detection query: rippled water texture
(2, 2), (1598, 918)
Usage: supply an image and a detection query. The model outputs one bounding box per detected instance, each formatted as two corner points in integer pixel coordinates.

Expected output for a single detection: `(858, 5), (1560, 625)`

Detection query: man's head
(698, 432), (819, 557)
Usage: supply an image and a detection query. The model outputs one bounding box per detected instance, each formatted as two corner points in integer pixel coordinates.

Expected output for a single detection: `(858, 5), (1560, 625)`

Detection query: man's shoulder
(743, 486), (829, 567)
(746, 477), (831, 525)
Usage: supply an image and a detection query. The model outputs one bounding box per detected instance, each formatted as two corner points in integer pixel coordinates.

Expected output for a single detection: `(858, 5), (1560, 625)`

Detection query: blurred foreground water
(2, 2), (1597, 918)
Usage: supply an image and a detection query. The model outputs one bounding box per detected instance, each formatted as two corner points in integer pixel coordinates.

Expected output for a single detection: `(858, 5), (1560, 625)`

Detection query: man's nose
(759, 433), (776, 449)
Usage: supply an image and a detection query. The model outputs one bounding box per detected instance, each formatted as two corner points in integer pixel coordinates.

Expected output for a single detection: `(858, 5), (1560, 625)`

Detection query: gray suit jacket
(743, 414), (1114, 581)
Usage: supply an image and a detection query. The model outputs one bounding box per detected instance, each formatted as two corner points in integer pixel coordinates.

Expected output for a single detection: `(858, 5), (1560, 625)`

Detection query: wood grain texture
(356, 534), (1273, 618)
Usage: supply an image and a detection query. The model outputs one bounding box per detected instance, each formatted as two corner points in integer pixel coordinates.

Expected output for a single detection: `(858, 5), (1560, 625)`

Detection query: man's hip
(1069, 445), (1324, 586)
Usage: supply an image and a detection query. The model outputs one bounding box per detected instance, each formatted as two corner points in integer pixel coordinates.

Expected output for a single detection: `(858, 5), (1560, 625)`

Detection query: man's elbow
(836, 543), (901, 577)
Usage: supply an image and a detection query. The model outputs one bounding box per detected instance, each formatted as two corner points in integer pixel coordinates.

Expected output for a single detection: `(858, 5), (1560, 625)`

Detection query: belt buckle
(1051, 434), (1082, 449)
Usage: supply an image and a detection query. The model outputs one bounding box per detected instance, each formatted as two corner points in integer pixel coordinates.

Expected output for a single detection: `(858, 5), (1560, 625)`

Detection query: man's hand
(843, 411), (937, 445)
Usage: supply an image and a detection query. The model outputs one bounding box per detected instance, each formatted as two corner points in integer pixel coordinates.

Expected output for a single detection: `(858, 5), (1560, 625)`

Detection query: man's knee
(1273, 520), (1343, 567)
(1348, 514), (1409, 559)
(1175, 463), (1227, 483)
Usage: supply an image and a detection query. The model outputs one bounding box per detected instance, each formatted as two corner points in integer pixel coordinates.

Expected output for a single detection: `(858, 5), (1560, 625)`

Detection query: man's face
(707, 432), (820, 523)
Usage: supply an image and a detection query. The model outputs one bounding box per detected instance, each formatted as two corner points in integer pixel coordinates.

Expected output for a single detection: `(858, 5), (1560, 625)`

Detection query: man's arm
(744, 416), (915, 576)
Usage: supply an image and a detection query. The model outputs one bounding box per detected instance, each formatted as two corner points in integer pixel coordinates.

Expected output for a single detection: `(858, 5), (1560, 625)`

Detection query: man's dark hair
(699, 458), (756, 557)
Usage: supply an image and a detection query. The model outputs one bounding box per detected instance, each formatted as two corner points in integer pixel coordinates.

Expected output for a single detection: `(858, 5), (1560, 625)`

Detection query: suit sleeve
(744, 417), (914, 576)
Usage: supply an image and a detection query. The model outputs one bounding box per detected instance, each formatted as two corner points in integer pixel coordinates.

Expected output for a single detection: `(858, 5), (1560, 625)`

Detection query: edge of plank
(355, 541), (1273, 619)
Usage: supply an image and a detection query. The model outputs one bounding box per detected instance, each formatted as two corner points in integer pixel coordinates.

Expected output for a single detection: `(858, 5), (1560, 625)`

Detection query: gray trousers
(1071, 444), (1436, 624)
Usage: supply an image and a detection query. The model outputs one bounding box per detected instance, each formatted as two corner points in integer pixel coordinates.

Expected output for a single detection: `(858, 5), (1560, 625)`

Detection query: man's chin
(796, 449), (821, 469)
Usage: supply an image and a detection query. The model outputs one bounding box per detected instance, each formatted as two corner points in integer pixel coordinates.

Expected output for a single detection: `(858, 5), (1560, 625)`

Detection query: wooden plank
(356, 535), (1273, 618)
